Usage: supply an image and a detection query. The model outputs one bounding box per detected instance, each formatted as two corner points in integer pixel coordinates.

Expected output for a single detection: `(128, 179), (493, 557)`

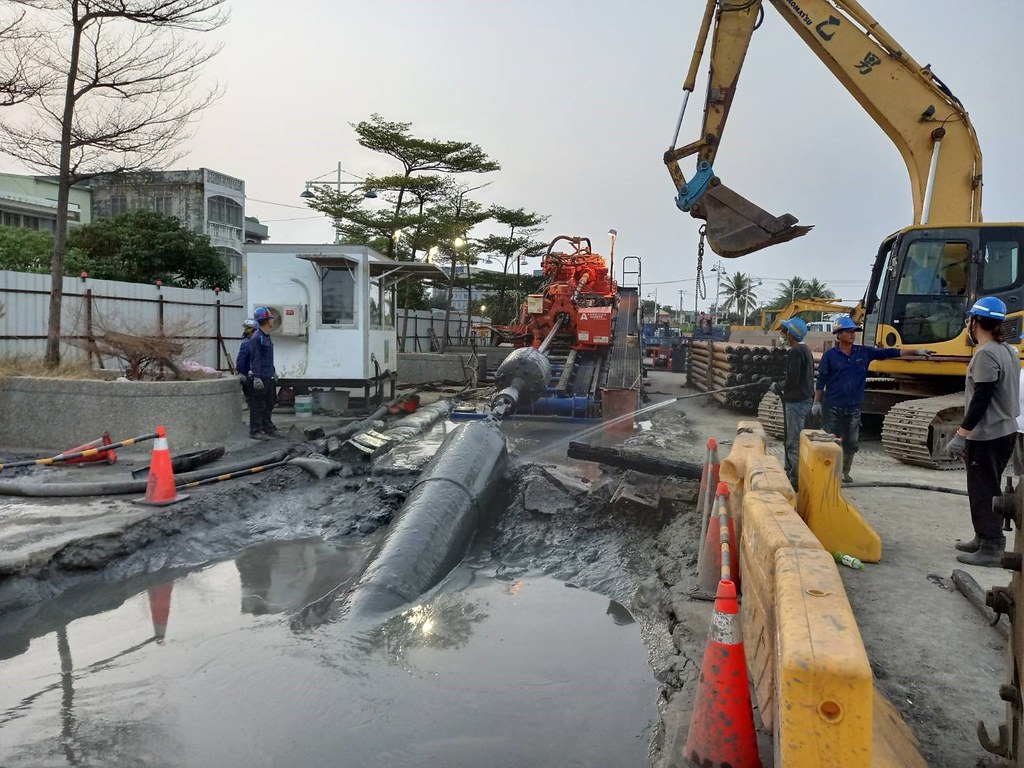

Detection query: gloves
(944, 433), (966, 460)
(768, 382), (780, 394)
(253, 377), (265, 392)
(236, 373), (247, 385)
(811, 402), (822, 418)
(916, 349), (935, 357)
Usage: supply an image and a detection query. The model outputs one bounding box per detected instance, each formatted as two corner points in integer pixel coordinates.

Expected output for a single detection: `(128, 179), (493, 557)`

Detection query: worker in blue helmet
(247, 307), (279, 439)
(946, 296), (1020, 567)
(813, 314), (934, 483)
(769, 317), (814, 485)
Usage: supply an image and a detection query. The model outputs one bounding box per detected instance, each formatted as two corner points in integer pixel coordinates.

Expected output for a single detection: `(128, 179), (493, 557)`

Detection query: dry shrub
(73, 313), (211, 381)
(0, 356), (100, 379)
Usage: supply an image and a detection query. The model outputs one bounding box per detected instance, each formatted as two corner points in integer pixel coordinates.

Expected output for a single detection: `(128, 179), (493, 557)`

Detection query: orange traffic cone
(134, 425), (189, 506)
(56, 432), (117, 465)
(148, 582), (173, 643)
(691, 482), (737, 601)
(684, 578), (762, 768)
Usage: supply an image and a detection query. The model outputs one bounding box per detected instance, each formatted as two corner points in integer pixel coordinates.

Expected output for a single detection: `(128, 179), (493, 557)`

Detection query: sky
(12, 0), (1024, 313)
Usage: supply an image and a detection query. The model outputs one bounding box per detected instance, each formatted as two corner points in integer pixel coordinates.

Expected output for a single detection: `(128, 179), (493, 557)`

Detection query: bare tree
(0, 0), (228, 367)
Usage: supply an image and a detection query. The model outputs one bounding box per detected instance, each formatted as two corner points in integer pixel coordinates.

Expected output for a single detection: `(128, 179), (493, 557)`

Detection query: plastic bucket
(294, 394), (313, 419)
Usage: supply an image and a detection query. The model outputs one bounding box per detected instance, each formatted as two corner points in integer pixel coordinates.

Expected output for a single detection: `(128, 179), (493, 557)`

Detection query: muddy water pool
(0, 536), (659, 767)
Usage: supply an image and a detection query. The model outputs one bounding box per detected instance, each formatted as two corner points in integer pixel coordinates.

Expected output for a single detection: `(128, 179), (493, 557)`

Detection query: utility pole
(678, 289), (684, 324)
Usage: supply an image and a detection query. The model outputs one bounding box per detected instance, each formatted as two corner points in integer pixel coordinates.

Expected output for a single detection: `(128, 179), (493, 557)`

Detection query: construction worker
(236, 319), (256, 411)
(769, 317), (814, 485)
(247, 307), (279, 439)
(945, 297), (1020, 567)
(813, 315), (933, 483)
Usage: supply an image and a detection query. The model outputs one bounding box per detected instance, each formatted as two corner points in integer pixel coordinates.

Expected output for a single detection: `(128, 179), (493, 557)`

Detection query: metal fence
(0, 270), (245, 372)
(397, 308), (489, 352)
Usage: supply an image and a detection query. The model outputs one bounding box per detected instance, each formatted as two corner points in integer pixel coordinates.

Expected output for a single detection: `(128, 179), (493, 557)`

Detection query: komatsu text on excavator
(665, 0), (1024, 469)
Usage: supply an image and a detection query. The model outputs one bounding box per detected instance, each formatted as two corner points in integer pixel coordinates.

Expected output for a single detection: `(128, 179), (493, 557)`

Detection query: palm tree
(770, 276), (810, 308)
(719, 271), (760, 322)
(804, 278), (836, 300)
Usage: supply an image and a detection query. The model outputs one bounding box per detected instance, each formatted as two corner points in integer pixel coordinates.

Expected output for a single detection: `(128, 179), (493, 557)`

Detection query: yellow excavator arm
(667, 0), (983, 257)
(762, 297), (857, 331)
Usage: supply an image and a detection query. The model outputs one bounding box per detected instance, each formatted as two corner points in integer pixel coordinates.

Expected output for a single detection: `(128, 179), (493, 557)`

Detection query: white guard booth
(243, 243), (444, 412)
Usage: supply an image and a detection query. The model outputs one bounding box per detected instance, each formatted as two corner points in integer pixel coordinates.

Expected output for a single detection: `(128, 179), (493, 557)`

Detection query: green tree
(804, 278), (836, 300)
(0, 0), (227, 366)
(0, 225), (54, 273)
(333, 114), (500, 259)
(719, 271), (760, 320)
(67, 210), (233, 289)
(474, 205), (548, 325)
(768, 276), (836, 308)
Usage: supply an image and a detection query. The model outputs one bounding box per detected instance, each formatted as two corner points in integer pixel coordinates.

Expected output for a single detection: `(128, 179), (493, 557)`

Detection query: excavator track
(759, 391), (965, 469)
(757, 392), (785, 440)
(881, 393), (965, 469)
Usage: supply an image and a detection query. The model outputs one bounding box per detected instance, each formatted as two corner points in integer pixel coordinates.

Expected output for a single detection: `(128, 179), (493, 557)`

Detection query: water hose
(842, 481), (967, 496)
(0, 450), (289, 498)
(0, 431), (158, 472)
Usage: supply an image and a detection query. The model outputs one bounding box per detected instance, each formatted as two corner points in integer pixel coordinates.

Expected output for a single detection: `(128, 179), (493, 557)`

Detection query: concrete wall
(397, 352), (486, 387)
(0, 376), (243, 452)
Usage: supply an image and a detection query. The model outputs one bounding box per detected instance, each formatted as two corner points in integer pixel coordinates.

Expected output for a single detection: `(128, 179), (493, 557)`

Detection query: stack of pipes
(686, 341), (821, 414)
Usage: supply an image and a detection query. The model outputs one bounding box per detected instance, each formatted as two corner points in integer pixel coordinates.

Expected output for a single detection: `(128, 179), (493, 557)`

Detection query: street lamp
(607, 228), (617, 279)
(710, 261), (727, 325)
(742, 279), (763, 326)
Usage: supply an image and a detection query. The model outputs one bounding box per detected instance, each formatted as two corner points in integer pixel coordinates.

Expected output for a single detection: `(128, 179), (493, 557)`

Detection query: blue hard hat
(832, 315), (862, 333)
(967, 296), (1007, 320)
(253, 306), (275, 322)
(780, 317), (808, 341)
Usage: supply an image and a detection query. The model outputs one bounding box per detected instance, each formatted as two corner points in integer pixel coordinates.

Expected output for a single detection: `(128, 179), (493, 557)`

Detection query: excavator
(665, 0), (1024, 470)
(760, 297), (855, 333)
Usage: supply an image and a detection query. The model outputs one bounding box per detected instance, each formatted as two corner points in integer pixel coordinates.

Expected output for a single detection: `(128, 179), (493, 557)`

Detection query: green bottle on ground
(834, 551), (864, 570)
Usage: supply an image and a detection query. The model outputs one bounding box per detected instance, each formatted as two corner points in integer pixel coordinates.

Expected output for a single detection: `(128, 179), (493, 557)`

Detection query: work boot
(841, 453), (854, 484)
(250, 432), (268, 441)
(956, 540), (1005, 568)
(954, 537), (981, 553)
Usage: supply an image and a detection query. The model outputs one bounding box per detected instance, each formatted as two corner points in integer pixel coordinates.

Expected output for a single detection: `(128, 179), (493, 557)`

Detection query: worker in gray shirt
(945, 297), (1021, 567)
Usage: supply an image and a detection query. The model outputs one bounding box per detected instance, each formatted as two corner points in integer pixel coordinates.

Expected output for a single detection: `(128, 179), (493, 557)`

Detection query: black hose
(842, 481), (967, 496)
(0, 450), (289, 498)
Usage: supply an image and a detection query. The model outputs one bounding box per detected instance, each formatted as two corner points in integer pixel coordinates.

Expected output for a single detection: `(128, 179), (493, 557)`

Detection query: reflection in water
(235, 538), (371, 618)
(346, 593), (489, 670)
(0, 543), (657, 767)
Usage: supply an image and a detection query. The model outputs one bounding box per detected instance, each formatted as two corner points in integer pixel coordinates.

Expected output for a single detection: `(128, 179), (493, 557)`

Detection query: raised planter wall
(0, 376), (243, 452)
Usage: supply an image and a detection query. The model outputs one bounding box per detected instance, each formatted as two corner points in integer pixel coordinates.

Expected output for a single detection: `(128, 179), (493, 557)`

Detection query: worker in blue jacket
(813, 315), (933, 483)
(235, 319), (256, 410)
(247, 307), (279, 439)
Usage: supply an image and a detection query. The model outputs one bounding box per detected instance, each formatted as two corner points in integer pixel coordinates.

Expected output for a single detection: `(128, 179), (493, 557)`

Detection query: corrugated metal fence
(0, 270), (245, 371)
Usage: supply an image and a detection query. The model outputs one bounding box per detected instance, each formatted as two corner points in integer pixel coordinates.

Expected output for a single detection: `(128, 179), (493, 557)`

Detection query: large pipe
(489, 319), (564, 418)
(337, 417), (508, 620)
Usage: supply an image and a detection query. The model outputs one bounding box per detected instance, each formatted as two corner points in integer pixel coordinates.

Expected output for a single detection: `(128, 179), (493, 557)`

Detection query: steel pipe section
(339, 418), (508, 619)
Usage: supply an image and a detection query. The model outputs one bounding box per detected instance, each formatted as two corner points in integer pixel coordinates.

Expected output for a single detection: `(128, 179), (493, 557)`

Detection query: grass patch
(0, 357), (105, 379)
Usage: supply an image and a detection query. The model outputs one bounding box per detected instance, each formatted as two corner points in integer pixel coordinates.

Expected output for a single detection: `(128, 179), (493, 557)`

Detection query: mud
(3, 369), (1000, 766)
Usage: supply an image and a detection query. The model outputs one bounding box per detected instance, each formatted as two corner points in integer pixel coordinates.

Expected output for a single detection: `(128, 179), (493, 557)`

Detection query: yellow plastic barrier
(775, 546), (873, 765)
(719, 421), (767, 490)
(739, 490), (821, 731)
(746, 455), (797, 507)
(872, 689), (929, 767)
(797, 431), (882, 563)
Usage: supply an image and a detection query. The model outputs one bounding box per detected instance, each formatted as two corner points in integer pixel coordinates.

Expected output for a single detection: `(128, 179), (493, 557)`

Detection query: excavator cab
(865, 225), (1024, 354)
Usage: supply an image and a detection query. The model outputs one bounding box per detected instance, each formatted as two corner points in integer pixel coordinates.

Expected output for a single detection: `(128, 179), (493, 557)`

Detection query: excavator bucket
(689, 182), (813, 257)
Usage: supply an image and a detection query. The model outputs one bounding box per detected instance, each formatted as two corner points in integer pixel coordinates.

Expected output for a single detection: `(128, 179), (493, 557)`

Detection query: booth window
(322, 267), (355, 325)
(370, 278), (394, 329)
